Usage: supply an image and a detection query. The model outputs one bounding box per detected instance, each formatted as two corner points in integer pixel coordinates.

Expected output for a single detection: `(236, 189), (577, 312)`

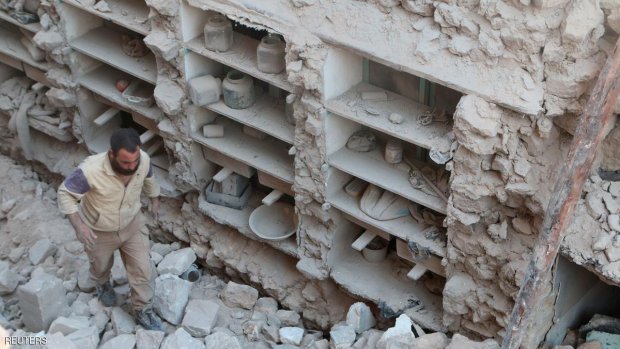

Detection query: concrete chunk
(412, 332), (449, 349)
(99, 334), (137, 349)
(182, 299), (219, 337)
(204, 331), (242, 349)
(276, 309), (301, 326)
(330, 324), (356, 349)
(29, 238), (57, 265)
(221, 281), (259, 310)
(446, 333), (499, 349)
(66, 326), (100, 349)
(111, 307), (136, 335)
(255, 297), (278, 314)
(188, 75), (221, 107)
(161, 328), (204, 349)
(154, 274), (192, 325)
(0, 260), (19, 295)
(18, 272), (67, 331)
(280, 327), (304, 346)
(136, 329), (165, 349)
(156, 247), (196, 276)
(346, 302), (376, 334)
(49, 316), (90, 335)
(376, 314), (416, 349)
(45, 332), (77, 349)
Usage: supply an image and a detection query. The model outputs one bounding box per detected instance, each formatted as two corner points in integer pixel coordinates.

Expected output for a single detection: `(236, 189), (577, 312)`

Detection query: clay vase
(256, 34), (286, 74)
(204, 14), (233, 52)
(222, 71), (255, 109)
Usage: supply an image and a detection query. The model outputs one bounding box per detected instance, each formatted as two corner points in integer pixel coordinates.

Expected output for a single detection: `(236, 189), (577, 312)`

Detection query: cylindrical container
(384, 139), (403, 164)
(256, 34), (286, 74)
(285, 94), (296, 125)
(203, 124), (224, 138)
(180, 264), (201, 282)
(222, 71), (255, 109)
(204, 14), (233, 52)
(362, 238), (388, 263)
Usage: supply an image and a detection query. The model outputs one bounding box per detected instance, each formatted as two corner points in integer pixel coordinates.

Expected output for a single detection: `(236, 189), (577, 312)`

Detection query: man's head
(108, 128), (141, 176)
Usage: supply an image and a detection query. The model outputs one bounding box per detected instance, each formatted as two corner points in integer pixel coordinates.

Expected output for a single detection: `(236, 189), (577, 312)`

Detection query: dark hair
(110, 128), (141, 154)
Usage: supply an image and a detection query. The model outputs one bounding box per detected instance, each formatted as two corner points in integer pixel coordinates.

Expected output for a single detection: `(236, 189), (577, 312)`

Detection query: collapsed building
(0, 0), (619, 347)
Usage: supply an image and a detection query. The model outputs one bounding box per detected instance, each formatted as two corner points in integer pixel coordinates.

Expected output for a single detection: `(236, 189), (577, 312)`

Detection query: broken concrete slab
(204, 331), (242, 349)
(66, 326), (100, 349)
(154, 274), (192, 325)
(136, 329), (165, 349)
(156, 247), (196, 276)
(29, 238), (57, 265)
(411, 332), (449, 349)
(280, 327), (305, 346)
(98, 334), (136, 349)
(110, 307), (136, 335)
(445, 333), (500, 349)
(330, 324), (356, 349)
(276, 309), (301, 327)
(346, 302), (376, 334)
(160, 328), (204, 349)
(181, 299), (219, 337)
(18, 272), (67, 332)
(255, 297), (278, 315)
(221, 281), (259, 310)
(48, 316), (90, 335)
(154, 77), (184, 115)
(0, 260), (19, 295)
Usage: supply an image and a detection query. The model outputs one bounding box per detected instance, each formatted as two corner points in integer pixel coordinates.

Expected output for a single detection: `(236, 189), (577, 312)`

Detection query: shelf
(70, 26), (156, 84)
(62, 0), (149, 35)
(325, 82), (452, 150)
(0, 25), (49, 71)
(197, 188), (298, 258)
(186, 33), (293, 93)
(0, 10), (42, 33)
(77, 65), (162, 121)
(330, 250), (443, 332)
(203, 96), (293, 144)
(191, 120), (294, 184)
(329, 147), (447, 214)
(28, 118), (73, 142)
(329, 189), (445, 257)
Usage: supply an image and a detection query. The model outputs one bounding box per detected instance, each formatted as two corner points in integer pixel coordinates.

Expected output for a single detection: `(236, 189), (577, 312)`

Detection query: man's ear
(108, 149), (114, 158)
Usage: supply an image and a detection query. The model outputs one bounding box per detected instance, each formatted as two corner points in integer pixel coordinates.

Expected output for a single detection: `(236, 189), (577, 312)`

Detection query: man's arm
(58, 168), (97, 249)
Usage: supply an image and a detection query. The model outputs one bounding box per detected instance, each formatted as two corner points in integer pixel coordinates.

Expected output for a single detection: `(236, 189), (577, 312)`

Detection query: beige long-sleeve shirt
(57, 149), (160, 232)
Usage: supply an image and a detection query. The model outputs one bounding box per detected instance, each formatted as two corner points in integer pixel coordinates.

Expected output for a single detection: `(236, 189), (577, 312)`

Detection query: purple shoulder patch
(64, 168), (91, 194)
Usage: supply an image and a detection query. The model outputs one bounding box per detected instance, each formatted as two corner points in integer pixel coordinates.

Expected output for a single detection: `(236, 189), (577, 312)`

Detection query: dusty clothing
(57, 150), (160, 310)
(87, 212), (154, 311)
(57, 150), (160, 232)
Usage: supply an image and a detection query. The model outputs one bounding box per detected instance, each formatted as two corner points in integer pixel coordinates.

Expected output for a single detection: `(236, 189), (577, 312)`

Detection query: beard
(110, 156), (140, 176)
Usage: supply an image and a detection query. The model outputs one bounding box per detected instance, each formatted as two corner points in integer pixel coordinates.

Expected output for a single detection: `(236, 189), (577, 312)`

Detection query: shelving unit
(0, 22), (49, 72)
(329, 216), (444, 331)
(191, 118), (294, 185)
(69, 26), (156, 84)
(0, 10), (42, 33)
(197, 189), (298, 257)
(62, 0), (150, 35)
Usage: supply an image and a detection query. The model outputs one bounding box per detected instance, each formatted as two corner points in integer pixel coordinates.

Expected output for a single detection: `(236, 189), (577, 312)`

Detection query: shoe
(135, 308), (164, 331)
(95, 281), (117, 307)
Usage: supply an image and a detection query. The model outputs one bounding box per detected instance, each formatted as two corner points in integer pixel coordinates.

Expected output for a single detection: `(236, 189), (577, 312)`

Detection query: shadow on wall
(545, 256), (620, 345)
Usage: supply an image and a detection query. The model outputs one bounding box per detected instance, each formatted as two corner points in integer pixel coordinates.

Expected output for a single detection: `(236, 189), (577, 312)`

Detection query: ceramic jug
(257, 34), (286, 74)
(222, 71), (255, 109)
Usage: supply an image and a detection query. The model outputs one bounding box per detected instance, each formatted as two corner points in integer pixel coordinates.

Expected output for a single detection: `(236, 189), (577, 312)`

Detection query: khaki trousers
(86, 212), (154, 311)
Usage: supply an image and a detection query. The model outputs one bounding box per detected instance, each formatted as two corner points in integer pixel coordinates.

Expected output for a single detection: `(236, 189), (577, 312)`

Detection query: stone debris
(99, 334), (136, 349)
(136, 328), (165, 349)
(445, 333), (499, 349)
(161, 328), (204, 349)
(204, 331), (243, 349)
(181, 299), (219, 337)
(330, 323), (356, 348)
(376, 314), (417, 349)
(28, 238), (57, 265)
(221, 281), (259, 310)
(156, 247), (197, 276)
(345, 302), (376, 334)
(18, 272), (67, 332)
(280, 326), (305, 345)
(0, 260), (19, 295)
(154, 274), (192, 325)
(111, 307), (136, 335)
(48, 316), (90, 335)
(66, 326), (99, 349)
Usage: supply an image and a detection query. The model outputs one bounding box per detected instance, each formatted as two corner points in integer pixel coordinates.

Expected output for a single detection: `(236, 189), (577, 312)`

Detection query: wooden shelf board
(70, 26), (156, 84)
(0, 25), (49, 71)
(329, 147), (447, 214)
(330, 250), (443, 332)
(197, 188), (298, 258)
(325, 82), (452, 150)
(77, 65), (162, 121)
(191, 121), (294, 184)
(63, 0), (149, 35)
(0, 10), (42, 33)
(329, 189), (445, 257)
(186, 33), (293, 92)
(204, 96), (293, 144)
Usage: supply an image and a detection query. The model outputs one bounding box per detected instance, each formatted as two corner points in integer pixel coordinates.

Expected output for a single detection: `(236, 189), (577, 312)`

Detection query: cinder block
(213, 173), (249, 197)
(205, 181), (251, 210)
(18, 273), (67, 332)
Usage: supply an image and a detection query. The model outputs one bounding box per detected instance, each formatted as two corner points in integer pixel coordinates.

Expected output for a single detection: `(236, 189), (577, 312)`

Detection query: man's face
(109, 148), (140, 176)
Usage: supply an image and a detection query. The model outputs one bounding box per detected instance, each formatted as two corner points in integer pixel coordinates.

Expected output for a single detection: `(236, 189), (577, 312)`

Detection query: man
(57, 128), (164, 331)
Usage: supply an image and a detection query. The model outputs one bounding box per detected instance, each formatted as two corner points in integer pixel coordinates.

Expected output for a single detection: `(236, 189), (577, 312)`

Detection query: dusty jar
(204, 14), (233, 52)
(222, 71), (255, 109)
(257, 34), (286, 74)
(384, 139), (403, 164)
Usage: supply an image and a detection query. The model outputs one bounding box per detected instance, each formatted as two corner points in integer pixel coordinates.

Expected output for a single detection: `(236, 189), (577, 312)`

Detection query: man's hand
(68, 213), (97, 250)
(149, 197), (160, 220)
